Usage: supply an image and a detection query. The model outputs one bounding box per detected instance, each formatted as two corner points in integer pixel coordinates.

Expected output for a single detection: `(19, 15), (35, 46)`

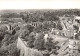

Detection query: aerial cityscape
(0, 9), (80, 56)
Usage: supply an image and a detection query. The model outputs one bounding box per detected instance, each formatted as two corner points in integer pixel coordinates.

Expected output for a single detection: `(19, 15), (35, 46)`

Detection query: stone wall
(17, 37), (43, 56)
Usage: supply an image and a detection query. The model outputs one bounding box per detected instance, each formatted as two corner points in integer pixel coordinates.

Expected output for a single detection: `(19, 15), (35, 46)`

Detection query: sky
(0, 0), (80, 10)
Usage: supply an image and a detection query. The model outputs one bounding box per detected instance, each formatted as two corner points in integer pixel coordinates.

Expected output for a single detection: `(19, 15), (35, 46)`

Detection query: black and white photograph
(0, 0), (80, 56)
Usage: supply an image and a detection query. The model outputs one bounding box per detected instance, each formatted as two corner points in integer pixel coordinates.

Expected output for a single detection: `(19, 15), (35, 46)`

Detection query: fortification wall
(17, 37), (43, 56)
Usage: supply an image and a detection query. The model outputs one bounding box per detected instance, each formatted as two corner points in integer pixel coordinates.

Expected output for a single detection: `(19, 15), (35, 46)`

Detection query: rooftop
(75, 16), (80, 20)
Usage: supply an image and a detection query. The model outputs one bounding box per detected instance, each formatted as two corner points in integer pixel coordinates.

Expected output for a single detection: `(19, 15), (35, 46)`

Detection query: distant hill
(0, 9), (25, 14)
(0, 9), (80, 14)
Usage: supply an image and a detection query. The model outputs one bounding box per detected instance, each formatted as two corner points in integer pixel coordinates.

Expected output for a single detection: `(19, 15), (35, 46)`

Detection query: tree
(0, 43), (20, 56)
(57, 23), (63, 30)
(21, 13), (30, 22)
(0, 46), (8, 56)
(1, 34), (11, 46)
(42, 23), (50, 31)
(27, 33), (35, 48)
(34, 25), (43, 33)
(7, 43), (20, 56)
(0, 25), (8, 41)
(39, 15), (44, 22)
(44, 38), (55, 51)
(73, 25), (79, 32)
(20, 29), (29, 39)
(49, 22), (56, 28)
(27, 25), (34, 33)
(75, 31), (80, 39)
(0, 31), (5, 41)
(33, 33), (45, 50)
(1, 29), (19, 47)
(12, 29), (16, 35)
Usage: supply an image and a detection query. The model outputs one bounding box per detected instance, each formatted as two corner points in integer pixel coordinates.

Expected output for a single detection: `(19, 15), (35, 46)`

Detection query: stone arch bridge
(2, 21), (56, 32)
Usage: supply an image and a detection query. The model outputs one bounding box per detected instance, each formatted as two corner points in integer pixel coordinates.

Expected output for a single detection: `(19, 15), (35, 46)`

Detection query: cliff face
(17, 37), (43, 56)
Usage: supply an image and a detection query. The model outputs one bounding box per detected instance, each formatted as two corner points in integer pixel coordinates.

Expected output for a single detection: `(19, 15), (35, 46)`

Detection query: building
(68, 39), (80, 56)
(74, 16), (80, 25)
(75, 16), (80, 20)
